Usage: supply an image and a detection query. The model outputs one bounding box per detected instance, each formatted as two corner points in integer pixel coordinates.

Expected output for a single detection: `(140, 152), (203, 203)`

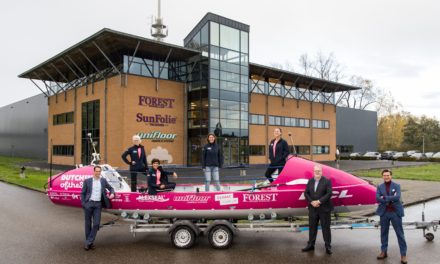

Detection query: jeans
(204, 166), (221, 191)
(380, 211), (407, 256)
(84, 201), (102, 247)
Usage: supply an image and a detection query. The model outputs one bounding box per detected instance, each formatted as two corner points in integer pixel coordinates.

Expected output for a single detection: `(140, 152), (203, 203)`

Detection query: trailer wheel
(208, 225), (233, 249)
(425, 232), (434, 242)
(171, 226), (196, 249)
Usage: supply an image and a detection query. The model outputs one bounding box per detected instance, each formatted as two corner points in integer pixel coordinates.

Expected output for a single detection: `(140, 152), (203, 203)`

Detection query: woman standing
(265, 127), (289, 183)
(202, 133), (223, 191)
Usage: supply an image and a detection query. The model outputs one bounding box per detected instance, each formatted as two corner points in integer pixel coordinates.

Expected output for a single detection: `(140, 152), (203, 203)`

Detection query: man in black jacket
(302, 164), (334, 255)
(80, 166), (115, 250)
(265, 128), (289, 182)
(121, 135), (148, 192)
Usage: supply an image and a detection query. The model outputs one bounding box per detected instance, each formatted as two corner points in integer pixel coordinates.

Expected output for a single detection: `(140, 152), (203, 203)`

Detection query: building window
(312, 119), (330, 129)
(312, 145), (330, 154)
(249, 145), (265, 156)
(53, 145), (74, 156)
(289, 145), (311, 155)
(268, 115), (282, 126)
(81, 100), (100, 165)
(53, 112), (74, 125)
(268, 115), (310, 127)
(337, 145), (354, 153)
(249, 114), (265, 125)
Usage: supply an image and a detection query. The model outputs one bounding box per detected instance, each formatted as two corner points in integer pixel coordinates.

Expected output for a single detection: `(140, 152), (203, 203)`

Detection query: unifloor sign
(138, 131), (177, 142)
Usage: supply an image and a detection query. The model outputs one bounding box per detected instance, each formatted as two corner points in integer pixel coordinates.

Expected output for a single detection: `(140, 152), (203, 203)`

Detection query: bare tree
(298, 53), (315, 76)
(375, 88), (402, 117)
(312, 52), (344, 82)
(270, 60), (295, 72)
(339, 75), (377, 110)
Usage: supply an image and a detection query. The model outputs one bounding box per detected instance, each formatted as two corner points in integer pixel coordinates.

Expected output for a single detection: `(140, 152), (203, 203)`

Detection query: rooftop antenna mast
(151, 0), (168, 41)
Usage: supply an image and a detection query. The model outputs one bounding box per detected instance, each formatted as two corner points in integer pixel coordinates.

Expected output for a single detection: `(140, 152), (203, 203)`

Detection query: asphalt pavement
(1, 181), (439, 264)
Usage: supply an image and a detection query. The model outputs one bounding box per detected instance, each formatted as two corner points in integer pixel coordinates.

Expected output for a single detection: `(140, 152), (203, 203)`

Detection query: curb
(0, 179), (46, 194)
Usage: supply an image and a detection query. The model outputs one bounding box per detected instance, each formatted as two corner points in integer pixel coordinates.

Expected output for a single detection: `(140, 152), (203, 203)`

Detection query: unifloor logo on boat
(173, 195), (211, 203)
(243, 193), (278, 202)
(136, 195), (169, 202)
(137, 131), (177, 143)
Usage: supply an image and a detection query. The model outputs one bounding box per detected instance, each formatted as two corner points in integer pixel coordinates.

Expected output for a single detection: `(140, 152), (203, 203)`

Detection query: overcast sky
(2, 0), (439, 119)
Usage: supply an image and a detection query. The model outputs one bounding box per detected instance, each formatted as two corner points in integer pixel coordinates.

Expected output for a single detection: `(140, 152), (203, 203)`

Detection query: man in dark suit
(80, 166), (115, 250)
(302, 164), (333, 254)
(121, 135), (148, 192)
(376, 169), (407, 264)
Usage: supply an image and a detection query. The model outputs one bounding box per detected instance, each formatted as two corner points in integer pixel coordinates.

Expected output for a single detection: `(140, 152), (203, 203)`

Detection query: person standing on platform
(302, 164), (333, 255)
(202, 133), (223, 191)
(80, 165), (115, 250)
(264, 127), (289, 183)
(376, 169), (408, 264)
(121, 135), (148, 192)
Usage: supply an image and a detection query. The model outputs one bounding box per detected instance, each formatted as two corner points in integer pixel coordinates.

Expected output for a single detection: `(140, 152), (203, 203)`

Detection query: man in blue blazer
(376, 169), (407, 264)
(80, 166), (115, 250)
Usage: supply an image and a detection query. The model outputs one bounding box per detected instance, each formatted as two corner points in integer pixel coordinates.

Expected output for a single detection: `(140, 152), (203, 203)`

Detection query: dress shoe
(84, 245), (90, 251)
(376, 252), (387, 259)
(89, 244), (96, 250)
(325, 248), (333, 255)
(301, 245), (315, 252)
(401, 256), (408, 264)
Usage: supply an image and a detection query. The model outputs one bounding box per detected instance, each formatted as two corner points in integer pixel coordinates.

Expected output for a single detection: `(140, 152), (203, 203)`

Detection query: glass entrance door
(222, 137), (239, 166)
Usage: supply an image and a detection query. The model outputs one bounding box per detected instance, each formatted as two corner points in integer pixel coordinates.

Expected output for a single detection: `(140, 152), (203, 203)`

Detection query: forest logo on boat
(243, 193), (278, 203)
(137, 131), (177, 143)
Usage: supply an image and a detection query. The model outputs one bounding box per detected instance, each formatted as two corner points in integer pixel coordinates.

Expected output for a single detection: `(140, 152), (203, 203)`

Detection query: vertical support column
(104, 78), (108, 164)
(310, 100), (314, 161)
(264, 77), (269, 163)
(183, 82), (188, 166)
(73, 87), (77, 165)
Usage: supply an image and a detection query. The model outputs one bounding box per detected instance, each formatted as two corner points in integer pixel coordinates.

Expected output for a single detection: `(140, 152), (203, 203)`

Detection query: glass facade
(81, 100), (100, 165)
(185, 18), (250, 166)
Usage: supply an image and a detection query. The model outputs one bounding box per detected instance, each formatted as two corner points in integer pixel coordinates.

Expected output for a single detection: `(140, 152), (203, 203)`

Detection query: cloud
(148, 146), (173, 164)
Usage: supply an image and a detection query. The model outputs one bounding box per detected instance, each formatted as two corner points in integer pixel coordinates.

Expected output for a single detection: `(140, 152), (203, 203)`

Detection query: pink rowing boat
(46, 157), (377, 220)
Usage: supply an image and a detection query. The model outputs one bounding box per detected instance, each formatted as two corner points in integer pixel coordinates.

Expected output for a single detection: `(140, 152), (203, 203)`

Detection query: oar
(288, 132), (297, 155)
(237, 178), (308, 191)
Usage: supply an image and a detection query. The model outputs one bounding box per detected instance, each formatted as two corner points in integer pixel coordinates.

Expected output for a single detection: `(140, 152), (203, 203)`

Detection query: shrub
(396, 157), (418, 162)
(350, 156), (377, 161)
(428, 157), (440, 162)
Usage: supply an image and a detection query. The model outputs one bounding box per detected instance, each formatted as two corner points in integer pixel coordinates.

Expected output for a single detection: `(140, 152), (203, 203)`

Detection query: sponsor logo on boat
(298, 190), (353, 200)
(215, 193), (238, 206)
(243, 193), (278, 202)
(58, 174), (92, 190)
(61, 174), (92, 181)
(136, 195), (169, 202)
(173, 195), (210, 203)
(60, 181), (84, 191)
